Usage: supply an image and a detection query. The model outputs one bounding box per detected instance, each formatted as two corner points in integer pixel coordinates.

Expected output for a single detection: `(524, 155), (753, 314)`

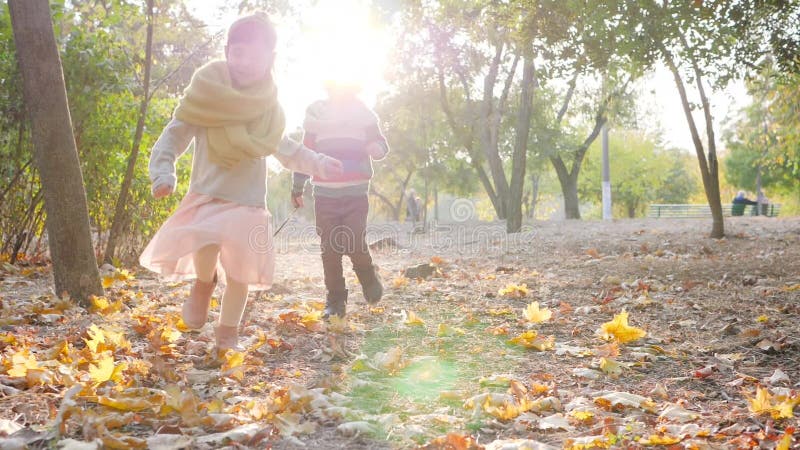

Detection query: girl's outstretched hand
(152, 183), (174, 199)
(321, 156), (344, 178)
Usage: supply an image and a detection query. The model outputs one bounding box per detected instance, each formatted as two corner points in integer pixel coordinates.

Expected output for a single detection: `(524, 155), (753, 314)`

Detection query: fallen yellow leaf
(301, 309), (323, 325)
(749, 386), (800, 419)
(508, 331), (555, 351)
(639, 434), (681, 446)
(84, 324), (106, 353)
(221, 350), (246, 381)
(7, 348), (38, 378)
(89, 352), (115, 384)
(570, 410), (594, 421)
(599, 310), (646, 344)
(498, 283), (528, 298)
(488, 308), (514, 316)
(392, 277), (410, 288)
(483, 397), (535, 420)
(522, 301), (552, 323)
(777, 427), (794, 450)
(599, 357), (623, 378)
(403, 310), (425, 326)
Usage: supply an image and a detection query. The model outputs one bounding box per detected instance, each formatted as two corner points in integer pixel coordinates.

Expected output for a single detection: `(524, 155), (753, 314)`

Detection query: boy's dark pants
(314, 195), (373, 294)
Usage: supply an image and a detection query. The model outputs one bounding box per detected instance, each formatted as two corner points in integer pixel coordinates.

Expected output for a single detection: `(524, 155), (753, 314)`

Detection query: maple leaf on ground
(483, 396), (536, 421)
(777, 427), (795, 450)
(392, 276), (410, 288)
(84, 324), (131, 354)
(300, 309), (323, 327)
(402, 310), (425, 326)
(638, 434), (681, 446)
(599, 357), (623, 378)
(220, 350), (246, 381)
(522, 301), (552, 323)
(95, 388), (167, 412)
(498, 283), (528, 299)
(570, 410), (595, 423)
(7, 347), (38, 377)
(508, 331), (555, 351)
(747, 386), (800, 419)
(488, 308), (514, 316)
(598, 310), (646, 344)
(89, 295), (125, 314)
(88, 352), (127, 385)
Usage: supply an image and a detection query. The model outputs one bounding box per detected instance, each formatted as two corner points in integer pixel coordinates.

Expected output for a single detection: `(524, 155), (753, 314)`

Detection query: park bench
(647, 203), (781, 218)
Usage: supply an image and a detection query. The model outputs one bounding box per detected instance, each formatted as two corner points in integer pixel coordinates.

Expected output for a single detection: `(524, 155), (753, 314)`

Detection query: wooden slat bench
(647, 203), (781, 218)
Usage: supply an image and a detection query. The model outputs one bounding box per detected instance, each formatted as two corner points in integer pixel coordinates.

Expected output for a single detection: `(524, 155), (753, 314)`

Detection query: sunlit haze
(185, 0), (389, 132)
(186, 0), (749, 153)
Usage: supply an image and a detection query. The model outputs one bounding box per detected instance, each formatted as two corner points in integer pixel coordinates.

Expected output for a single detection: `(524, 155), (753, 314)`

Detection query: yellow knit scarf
(174, 60), (285, 169)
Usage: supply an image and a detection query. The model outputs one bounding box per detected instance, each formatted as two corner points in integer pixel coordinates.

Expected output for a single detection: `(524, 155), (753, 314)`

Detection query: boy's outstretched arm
(290, 172), (310, 208)
(365, 123), (390, 160)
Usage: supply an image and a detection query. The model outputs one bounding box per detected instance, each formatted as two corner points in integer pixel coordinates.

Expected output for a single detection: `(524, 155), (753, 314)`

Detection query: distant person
(140, 13), (342, 351)
(290, 79), (390, 318)
(732, 191), (757, 216)
(413, 194), (423, 222)
(406, 189), (420, 223)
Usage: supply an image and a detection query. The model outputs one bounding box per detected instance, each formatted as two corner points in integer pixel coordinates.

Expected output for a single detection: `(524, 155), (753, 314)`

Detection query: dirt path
(1, 217), (798, 449)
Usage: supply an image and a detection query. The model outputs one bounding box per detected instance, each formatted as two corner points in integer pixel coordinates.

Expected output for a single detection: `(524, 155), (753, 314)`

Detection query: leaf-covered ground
(1, 217), (799, 449)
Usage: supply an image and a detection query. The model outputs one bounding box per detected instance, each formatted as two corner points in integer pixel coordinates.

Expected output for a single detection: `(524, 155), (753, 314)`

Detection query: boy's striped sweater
(292, 97), (389, 198)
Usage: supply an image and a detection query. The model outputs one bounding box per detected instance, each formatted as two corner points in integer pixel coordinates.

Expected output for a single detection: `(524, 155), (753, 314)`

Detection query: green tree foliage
(579, 130), (698, 218)
(724, 63), (800, 201)
(0, 0), (216, 262)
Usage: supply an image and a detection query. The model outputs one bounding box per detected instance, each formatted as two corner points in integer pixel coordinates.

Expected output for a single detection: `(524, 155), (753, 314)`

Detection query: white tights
(193, 244), (249, 327)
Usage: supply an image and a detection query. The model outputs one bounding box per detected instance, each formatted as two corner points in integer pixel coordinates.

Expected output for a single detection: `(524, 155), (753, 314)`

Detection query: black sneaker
(323, 289), (348, 318)
(355, 265), (383, 305)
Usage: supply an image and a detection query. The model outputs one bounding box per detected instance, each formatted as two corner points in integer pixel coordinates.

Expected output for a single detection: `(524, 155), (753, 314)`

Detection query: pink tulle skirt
(139, 192), (274, 290)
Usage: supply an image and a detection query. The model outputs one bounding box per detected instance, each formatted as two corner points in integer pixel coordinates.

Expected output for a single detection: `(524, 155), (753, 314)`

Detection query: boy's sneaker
(355, 265), (383, 305)
(323, 290), (347, 318)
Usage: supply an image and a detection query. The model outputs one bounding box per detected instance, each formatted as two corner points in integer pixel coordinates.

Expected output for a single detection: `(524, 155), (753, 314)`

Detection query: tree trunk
(507, 53), (535, 233)
(104, 0), (155, 263)
(660, 43), (724, 238)
(528, 174), (539, 219)
(9, 0), (103, 303)
(481, 42), (510, 220)
(436, 69), (503, 217)
(550, 113), (607, 220)
(551, 156), (581, 219)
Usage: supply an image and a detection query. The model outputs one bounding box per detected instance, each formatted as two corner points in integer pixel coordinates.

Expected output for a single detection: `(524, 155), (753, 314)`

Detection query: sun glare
(287, 0), (389, 110)
(185, 0), (390, 128)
